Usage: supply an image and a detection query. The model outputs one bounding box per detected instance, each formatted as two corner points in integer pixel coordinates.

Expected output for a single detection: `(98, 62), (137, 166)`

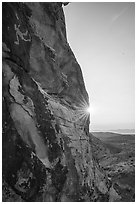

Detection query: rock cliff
(2, 2), (119, 201)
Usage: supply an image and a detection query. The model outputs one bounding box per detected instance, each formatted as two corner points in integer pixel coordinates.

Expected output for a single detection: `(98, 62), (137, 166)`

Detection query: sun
(73, 96), (92, 125)
(86, 105), (92, 114)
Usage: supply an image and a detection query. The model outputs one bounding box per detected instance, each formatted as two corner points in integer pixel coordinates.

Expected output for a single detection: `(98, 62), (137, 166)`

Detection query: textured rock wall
(2, 2), (119, 201)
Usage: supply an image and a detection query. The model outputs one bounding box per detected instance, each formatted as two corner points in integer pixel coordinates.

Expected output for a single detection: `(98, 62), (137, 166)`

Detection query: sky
(64, 2), (135, 132)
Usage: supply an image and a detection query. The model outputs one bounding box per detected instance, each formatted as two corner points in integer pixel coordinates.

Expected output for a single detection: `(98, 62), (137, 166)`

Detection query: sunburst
(73, 94), (91, 128)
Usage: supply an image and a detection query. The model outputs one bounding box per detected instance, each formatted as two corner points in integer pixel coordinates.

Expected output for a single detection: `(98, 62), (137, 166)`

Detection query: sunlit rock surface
(2, 2), (120, 201)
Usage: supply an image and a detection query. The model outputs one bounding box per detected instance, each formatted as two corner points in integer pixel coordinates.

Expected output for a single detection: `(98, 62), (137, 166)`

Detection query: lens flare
(73, 94), (91, 129)
(86, 105), (92, 114)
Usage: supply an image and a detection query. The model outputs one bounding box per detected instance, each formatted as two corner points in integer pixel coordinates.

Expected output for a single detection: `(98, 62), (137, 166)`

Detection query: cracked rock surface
(2, 2), (120, 201)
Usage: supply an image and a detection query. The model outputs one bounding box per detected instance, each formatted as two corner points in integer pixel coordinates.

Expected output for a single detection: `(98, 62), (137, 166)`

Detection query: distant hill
(92, 129), (135, 134)
(92, 132), (135, 141)
(92, 132), (121, 140)
(109, 129), (135, 134)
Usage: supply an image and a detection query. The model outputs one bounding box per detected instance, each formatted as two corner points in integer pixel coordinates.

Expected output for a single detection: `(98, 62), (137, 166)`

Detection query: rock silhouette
(2, 2), (120, 201)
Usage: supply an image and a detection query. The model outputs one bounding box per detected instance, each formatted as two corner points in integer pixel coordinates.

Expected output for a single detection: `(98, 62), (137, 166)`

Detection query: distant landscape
(92, 129), (135, 134)
(90, 131), (135, 202)
(108, 129), (135, 134)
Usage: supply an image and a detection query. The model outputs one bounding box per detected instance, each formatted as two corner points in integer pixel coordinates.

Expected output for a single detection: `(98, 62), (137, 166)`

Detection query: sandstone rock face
(2, 2), (119, 201)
